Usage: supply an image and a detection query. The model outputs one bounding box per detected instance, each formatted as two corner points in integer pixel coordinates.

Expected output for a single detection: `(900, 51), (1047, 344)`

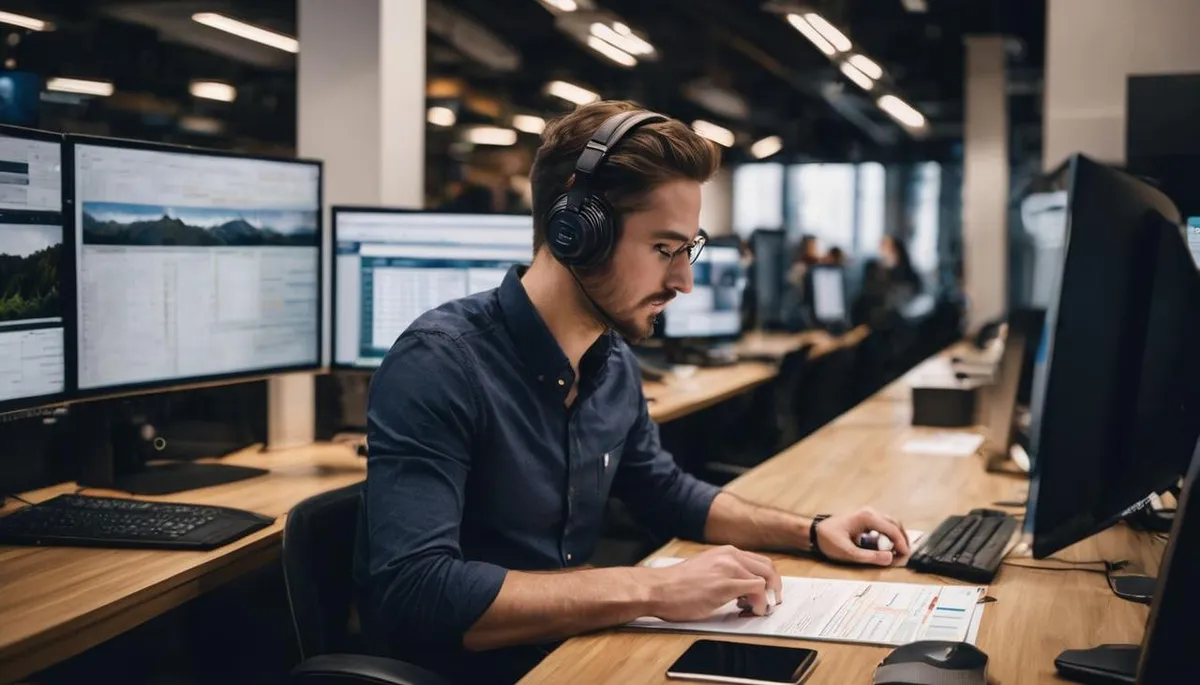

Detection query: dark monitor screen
(70, 136), (323, 395)
(332, 208), (533, 368)
(750, 229), (786, 328)
(0, 72), (40, 127)
(661, 244), (744, 339)
(0, 125), (66, 414)
(1026, 154), (1200, 559)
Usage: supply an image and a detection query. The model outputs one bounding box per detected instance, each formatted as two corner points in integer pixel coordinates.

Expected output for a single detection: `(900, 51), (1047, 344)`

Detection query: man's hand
(645, 545), (783, 622)
(816, 507), (910, 565)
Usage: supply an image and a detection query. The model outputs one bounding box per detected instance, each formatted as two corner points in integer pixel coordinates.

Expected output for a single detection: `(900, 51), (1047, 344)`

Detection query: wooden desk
(0, 444), (365, 685)
(520, 355), (1161, 685)
(646, 329), (865, 423)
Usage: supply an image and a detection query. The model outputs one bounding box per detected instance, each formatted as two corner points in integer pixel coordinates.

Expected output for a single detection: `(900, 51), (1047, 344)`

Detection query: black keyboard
(907, 508), (1020, 583)
(0, 494), (275, 550)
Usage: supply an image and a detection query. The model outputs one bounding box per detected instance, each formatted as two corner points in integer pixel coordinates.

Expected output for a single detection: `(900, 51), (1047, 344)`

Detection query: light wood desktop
(0, 331), (838, 683)
(0, 444), (365, 684)
(520, 366), (1163, 685)
(646, 329), (866, 423)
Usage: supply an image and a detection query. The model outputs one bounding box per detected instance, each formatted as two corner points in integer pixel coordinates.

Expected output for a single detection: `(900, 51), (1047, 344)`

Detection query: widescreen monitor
(1025, 154), (1200, 559)
(69, 136), (323, 394)
(332, 209), (533, 368)
(0, 125), (66, 413)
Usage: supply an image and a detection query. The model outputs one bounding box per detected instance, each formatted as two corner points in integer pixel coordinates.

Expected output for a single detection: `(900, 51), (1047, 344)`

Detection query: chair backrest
(283, 482), (363, 659)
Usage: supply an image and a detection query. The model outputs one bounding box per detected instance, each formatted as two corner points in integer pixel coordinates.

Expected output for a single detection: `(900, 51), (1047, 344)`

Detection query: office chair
(284, 484), (451, 685)
(700, 343), (814, 480)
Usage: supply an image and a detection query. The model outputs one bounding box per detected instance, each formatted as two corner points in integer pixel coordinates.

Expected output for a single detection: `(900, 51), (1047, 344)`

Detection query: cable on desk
(1002, 558), (1125, 575)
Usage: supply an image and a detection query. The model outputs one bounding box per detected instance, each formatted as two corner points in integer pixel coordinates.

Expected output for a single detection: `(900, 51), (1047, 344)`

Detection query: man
(354, 101), (910, 684)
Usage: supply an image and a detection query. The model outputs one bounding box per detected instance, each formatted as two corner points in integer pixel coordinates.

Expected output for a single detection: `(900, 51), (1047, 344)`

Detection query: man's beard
(574, 268), (671, 342)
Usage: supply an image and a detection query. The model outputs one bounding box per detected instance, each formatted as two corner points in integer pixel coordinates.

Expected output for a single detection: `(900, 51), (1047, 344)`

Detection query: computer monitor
(1025, 154), (1200, 559)
(70, 136), (323, 393)
(978, 309), (1040, 472)
(809, 265), (846, 325)
(661, 243), (744, 339)
(750, 229), (786, 329)
(1055, 438), (1200, 684)
(0, 125), (66, 415)
(332, 208), (533, 368)
(68, 136), (323, 494)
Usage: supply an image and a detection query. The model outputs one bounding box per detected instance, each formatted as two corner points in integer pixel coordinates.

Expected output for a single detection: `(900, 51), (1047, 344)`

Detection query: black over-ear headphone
(544, 109), (668, 268)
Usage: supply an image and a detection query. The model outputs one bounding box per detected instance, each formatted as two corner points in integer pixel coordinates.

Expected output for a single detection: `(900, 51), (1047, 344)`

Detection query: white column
(962, 36), (1008, 331)
(1044, 0), (1200, 169)
(269, 0), (426, 449)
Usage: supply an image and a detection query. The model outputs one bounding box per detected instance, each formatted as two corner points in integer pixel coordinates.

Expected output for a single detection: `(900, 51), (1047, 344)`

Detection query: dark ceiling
(3, 0), (1045, 162)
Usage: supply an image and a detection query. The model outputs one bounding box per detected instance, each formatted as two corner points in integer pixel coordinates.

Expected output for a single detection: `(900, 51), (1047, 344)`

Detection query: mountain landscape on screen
(81, 202), (318, 247)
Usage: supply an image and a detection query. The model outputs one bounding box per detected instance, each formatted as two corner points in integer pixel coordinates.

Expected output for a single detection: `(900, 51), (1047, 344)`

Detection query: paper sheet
(902, 432), (984, 457)
(629, 559), (988, 648)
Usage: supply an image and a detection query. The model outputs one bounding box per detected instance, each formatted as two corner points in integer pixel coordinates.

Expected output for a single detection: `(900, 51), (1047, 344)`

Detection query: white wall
(1044, 0), (1200, 169)
(701, 168), (734, 237)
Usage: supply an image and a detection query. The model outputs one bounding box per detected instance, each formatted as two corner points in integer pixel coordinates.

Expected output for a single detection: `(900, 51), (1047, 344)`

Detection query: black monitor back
(1028, 155), (1196, 559)
(1137, 439), (1200, 683)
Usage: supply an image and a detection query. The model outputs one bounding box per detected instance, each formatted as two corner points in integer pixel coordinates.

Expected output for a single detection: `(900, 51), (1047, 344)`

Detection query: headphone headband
(547, 108), (669, 268)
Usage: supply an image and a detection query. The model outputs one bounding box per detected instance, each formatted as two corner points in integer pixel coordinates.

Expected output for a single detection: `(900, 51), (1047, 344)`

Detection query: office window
(732, 163), (784, 236)
(856, 162), (885, 254)
(787, 163), (855, 252)
(909, 162), (941, 274)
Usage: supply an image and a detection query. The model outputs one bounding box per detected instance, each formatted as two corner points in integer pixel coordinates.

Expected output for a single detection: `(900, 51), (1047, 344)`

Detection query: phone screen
(666, 639), (818, 684)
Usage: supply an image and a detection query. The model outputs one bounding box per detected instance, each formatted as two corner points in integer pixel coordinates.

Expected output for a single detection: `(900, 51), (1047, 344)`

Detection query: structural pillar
(962, 35), (1008, 332)
(269, 0), (426, 449)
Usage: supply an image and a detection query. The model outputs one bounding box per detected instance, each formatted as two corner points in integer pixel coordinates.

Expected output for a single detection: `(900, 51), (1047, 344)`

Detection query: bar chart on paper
(629, 558), (987, 648)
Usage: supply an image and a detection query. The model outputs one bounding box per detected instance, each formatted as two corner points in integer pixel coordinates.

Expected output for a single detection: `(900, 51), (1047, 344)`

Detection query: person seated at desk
(879, 235), (923, 303)
(354, 101), (910, 685)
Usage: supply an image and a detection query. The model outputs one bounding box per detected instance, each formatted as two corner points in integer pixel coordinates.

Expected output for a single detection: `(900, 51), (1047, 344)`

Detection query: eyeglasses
(655, 229), (708, 266)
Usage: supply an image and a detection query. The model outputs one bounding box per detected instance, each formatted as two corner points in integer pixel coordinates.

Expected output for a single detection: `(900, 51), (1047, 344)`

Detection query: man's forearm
(463, 566), (656, 651)
(703, 491), (813, 552)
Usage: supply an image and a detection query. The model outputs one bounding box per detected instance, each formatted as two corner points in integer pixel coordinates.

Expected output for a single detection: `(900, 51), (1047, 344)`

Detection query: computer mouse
(874, 641), (988, 685)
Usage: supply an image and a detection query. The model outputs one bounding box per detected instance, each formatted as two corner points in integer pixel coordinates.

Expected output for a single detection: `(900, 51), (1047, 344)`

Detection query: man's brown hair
(530, 100), (721, 252)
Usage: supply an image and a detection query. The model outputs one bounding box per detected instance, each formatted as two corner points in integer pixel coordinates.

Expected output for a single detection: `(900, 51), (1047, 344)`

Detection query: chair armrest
(289, 653), (453, 685)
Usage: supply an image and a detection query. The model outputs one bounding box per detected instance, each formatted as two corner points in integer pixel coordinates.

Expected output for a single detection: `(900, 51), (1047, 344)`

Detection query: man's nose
(667, 257), (694, 294)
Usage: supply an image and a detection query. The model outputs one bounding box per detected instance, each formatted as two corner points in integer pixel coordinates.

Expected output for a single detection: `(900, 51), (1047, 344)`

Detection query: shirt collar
(497, 265), (615, 399)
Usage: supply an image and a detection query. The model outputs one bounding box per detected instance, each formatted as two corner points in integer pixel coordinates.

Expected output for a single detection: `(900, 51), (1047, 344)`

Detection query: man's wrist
(808, 514), (831, 559)
(798, 517), (815, 552)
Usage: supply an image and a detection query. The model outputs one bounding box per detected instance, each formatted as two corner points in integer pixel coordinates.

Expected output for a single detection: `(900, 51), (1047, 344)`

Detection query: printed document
(630, 559), (987, 647)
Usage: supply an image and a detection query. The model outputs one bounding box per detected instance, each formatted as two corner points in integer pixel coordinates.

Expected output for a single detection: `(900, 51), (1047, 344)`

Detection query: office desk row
(519, 349), (1161, 685)
(0, 330), (842, 684)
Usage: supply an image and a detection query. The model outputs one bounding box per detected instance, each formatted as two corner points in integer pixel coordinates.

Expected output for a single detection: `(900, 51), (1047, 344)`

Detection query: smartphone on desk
(666, 639), (819, 685)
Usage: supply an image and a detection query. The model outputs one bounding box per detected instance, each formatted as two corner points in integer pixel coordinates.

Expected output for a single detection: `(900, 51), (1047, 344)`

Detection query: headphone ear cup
(574, 194), (616, 268)
(546, 194), (588, 266)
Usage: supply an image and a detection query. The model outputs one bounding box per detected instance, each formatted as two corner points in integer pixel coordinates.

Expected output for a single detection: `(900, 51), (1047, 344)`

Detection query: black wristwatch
(809, 514), (831, 560)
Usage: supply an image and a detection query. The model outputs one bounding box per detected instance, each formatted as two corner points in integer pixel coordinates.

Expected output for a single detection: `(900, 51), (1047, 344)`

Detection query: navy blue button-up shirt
(353, 266), (720, 683)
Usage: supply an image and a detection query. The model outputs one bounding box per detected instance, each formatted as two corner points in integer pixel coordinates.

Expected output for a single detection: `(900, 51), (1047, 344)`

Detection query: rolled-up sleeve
(610, 377), (721, 542)
(356, 332), (508, 650)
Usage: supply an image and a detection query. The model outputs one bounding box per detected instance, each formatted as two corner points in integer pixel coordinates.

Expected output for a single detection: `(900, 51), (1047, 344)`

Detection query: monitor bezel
(0, 123), (71, 416)
(64, 133), (325, 400)
(329, 206), (534, 370)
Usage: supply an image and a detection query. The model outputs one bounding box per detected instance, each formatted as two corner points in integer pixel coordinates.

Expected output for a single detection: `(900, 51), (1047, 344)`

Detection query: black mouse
(874, 641), (988, 684)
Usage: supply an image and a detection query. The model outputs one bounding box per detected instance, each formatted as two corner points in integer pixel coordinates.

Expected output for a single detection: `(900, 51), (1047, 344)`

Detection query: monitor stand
(1055, 644), (1139, 684)
(73, 402), (267, 496)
